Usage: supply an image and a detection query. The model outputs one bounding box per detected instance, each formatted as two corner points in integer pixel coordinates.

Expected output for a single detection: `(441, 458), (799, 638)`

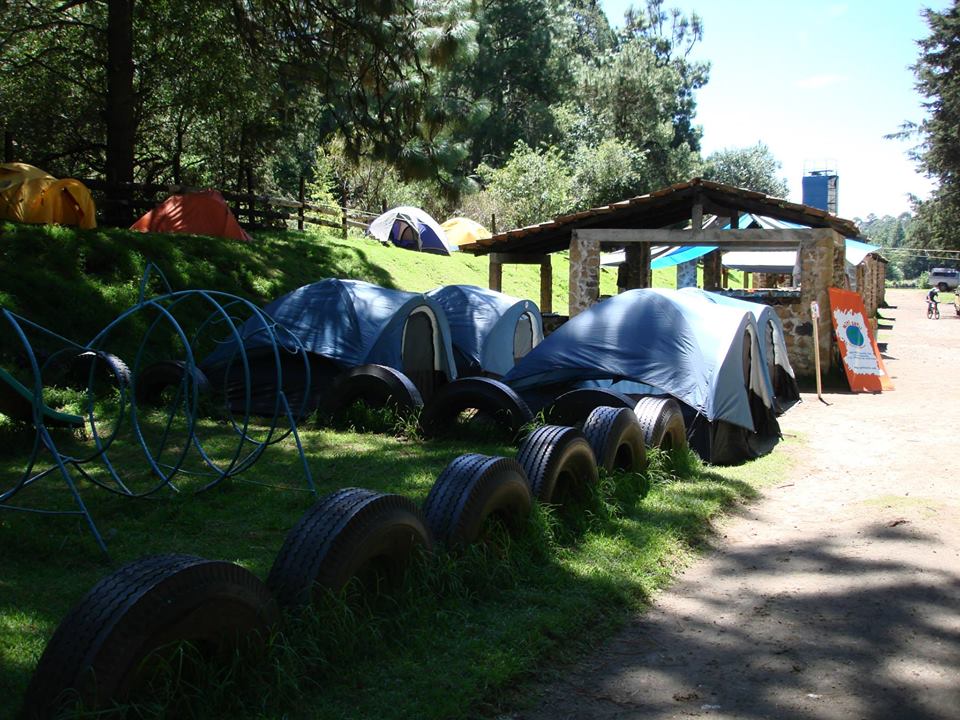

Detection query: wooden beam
(575, 227), (828, 246)
(691, 200), (703, 232)
(489, 258), (503, 292)
(489, 252), (551, 265)
(540, 257), (553, 313)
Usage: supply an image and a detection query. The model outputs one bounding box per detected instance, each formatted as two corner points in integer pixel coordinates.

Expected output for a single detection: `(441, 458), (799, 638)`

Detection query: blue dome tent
(204, 279), (458, 412)
(427, 285), (543, 377)
(367, 206), (456, 255)
(678, 287), (800, 411)
(504, 289), (780, 465)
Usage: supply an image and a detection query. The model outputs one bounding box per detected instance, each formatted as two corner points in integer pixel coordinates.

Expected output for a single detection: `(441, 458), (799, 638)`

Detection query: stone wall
(568, 230), (600, 317)
(774, 228), (845, 378)
(857, 256), (887, 318)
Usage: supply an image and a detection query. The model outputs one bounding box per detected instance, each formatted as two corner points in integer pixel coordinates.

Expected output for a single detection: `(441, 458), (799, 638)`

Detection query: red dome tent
(131, 190), (251, 241)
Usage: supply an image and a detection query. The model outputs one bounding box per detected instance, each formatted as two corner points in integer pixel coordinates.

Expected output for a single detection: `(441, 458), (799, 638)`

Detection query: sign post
(810, 301), (823, 402)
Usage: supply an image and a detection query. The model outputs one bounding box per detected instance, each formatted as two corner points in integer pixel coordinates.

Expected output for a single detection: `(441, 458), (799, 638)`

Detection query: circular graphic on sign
(845, 325), (866, 347)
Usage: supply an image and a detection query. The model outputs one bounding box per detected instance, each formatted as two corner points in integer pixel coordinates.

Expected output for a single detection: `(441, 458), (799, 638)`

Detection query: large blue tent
(427, 285), (543, 377)
(678, 288), (800, 410)
(504, 289), (780, 463)
(204, 279), (458, 411)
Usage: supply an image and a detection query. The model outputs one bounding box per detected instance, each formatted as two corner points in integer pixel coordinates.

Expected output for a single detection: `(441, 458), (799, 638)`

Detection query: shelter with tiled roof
(461, 178), (868, 378)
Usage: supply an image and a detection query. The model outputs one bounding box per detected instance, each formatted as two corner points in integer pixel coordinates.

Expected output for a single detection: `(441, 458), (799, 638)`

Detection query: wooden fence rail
(80, 179), (378, 237)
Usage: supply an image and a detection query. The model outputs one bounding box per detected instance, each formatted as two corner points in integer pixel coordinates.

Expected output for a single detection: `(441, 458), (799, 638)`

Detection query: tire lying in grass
(633, 396), (687, 451)
(267, 489), (431, 607)
(135, 360), (211, 406)
(423, 454), (532, 547)
(516, 425), (598, 504)
(21, 554), (277, 720)
(324, 364), (423, 419)
(546, 388), (636, 427)
(419, 377), (532, 440)
(581, 406), (647, 474)
(67, 350), (132, 389)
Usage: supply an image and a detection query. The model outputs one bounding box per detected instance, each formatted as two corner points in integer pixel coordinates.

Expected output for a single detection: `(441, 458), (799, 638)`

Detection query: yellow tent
(0, 163), (97, 229)
(441, 216), (492, 246)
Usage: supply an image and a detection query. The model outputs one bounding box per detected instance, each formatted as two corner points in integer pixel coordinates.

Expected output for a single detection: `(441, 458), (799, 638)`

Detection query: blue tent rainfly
(427, 285), (543, 377)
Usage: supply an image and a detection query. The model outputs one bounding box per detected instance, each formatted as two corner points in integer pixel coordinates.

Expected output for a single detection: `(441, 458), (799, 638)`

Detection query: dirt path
(515, 289), (960, 720)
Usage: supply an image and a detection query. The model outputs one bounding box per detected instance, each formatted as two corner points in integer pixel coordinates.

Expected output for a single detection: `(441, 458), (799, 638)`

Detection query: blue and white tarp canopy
(504, 289), (775, 431)
(427, 285), (543, 377)
(368, 206), (457, 255)
(205, 279), (457, 379)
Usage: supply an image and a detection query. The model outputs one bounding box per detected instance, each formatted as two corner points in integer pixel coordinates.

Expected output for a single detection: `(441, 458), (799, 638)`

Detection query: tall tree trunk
(105, 0), (135, 224)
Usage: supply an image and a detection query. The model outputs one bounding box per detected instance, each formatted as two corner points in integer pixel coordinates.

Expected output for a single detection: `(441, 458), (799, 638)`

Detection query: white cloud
(827, 4), (849, 18)
(795, 74), (846, 90)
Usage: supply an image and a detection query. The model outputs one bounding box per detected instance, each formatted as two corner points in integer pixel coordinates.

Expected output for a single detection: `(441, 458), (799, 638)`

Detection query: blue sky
(598, 0), (950, 219)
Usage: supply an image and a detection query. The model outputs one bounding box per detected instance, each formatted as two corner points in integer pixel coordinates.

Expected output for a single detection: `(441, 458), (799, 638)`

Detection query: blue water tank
(802, 173), (838, 213)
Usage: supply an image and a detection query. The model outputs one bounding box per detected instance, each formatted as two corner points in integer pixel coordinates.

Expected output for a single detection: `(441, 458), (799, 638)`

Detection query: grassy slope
(0, 221), (773, 718)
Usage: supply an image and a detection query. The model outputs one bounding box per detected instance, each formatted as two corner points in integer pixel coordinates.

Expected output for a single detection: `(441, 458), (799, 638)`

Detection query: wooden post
(246, 167), (255, 227)
(381, 198), (388, 213)
(491, 214), (497, 235)
(489, 258), (503, 292)
(340, 183), (349, 239)
(540, 257), (553, 313)
(743, 271), (751, 289)
(3, 131), (13, 162)
(811, 300), (823, 401)
(298, 176), (306, 232)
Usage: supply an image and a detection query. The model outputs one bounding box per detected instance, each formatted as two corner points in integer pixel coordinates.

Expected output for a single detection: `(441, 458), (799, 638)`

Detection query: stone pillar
(702, 249), (723, 290)
(676, 260), (697, 288)
(569, 229), (600, 317)
(796, 229), (844, 377)
(620, 244), (651, 290)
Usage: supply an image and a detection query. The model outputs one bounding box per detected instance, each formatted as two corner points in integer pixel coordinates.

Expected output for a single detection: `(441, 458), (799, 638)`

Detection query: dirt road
(516, 289), (960, 720)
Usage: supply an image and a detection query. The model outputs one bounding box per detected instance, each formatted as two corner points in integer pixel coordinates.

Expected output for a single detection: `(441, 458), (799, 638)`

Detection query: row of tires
(138, 360), (690, 446)
(20, 399), (687, 719)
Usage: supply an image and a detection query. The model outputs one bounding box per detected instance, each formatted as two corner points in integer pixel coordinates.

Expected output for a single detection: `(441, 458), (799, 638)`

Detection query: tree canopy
(702, 142), (789, 197)
(1, 0), (716, 228)
(894, 1), (960, 254)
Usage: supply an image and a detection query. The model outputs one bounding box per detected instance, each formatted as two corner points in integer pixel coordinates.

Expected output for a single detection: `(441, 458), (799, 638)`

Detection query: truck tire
(582, 406), (647, 474)
(516, 425), (598, 504)
(267, 489), (431, 607)
(21, 554), (277, 719)
(423, 454), (531, 547)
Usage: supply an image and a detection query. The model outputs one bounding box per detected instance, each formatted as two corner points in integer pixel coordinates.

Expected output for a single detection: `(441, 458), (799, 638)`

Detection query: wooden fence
(80, 179), (378, 236)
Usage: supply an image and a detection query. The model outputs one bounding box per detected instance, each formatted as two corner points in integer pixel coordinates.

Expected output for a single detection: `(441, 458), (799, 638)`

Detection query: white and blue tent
(504, 289), (780, 464)
(678, 288), (800, 411)
(427, 285), (543, 377)
(367, 206), (456, 255)
(204, 279), (458, 410)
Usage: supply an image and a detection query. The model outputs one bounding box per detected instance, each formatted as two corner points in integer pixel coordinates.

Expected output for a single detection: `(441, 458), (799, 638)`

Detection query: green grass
(0, 409), (790, 718)
(1, 220), (785, 717)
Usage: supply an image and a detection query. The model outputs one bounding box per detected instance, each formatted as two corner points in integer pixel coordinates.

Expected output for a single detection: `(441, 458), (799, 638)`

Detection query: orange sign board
(828, 288), (893, 392)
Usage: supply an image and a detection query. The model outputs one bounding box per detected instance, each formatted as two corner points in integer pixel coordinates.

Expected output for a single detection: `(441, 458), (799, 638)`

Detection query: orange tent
(131, 190), (251, 241)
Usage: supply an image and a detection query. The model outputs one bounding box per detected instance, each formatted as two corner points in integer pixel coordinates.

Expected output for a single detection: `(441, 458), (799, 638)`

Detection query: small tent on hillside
(0, 163), (97, 229)
(504, 289), (780, 465)
(427, 285), (543, 377)
(367, 206), (455, 255)
(203, 279), (458, 411)
(678, 287), (800, 411)
(131, 190), (251, 241)
(440, 217), (492, 247)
